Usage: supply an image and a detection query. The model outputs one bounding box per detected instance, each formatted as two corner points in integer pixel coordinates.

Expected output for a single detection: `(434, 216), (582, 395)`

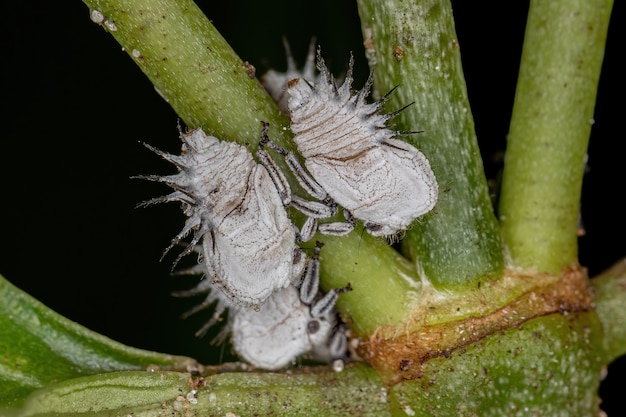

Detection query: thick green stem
(389, 311), (604, 416)
(15, 365), (389, 417)
(356, 0), (504, 288)
(83, 0), (288, 145)
(316, 230), (420, 336)
(498, 0), (613, 274)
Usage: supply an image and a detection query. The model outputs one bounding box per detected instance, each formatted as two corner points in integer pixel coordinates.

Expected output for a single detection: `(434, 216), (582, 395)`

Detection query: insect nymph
(139, 127), (348, 369)
(231, 284), (343, 370)
(175, 243), (348, 370)
(139, 128), (307, 309)
(284, 49), (439, 237)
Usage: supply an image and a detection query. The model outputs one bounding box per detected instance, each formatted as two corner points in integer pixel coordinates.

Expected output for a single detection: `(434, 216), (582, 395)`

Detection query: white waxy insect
(175, 244), (349, 370)
(232, 254), (350, 370)
(261, 38), (320, 114)
(285, 49), (439, 237)
(232, 285), (336, 370)
(139, 128), (306, 309)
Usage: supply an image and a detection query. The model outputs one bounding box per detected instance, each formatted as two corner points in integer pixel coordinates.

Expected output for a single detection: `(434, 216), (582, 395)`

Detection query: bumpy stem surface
(591, 258), (626, 364)
(499, 0), (613, 274)
(356, 0), (504, 288)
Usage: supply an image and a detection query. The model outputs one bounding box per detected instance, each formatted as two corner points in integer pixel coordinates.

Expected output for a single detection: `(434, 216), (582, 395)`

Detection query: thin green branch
(499, 0), (613, 274)
(356, 0), (504, 288)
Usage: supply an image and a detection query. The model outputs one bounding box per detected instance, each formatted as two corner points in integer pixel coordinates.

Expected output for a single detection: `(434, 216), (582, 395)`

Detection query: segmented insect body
(175, 245), (347, 371)
(232, 285), (336, 370)
(287, 51), (439, 237)
(141, 128), (305, 309)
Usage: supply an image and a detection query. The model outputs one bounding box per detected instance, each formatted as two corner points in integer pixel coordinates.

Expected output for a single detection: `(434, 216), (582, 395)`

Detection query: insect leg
(284, 152), (328, 201)
(317, 208), (356, 236)
(296, 216), (318, 243)
(328, 326), (348, 359)
(259, 121), (328, 201)
(290, 194), (336, 219)
(257, 123), (292, 206)
(310, 283), (352, 319)
(317, 222), (354, 236)
(291, 246), (308, 284)
(299, 241), (323, 304)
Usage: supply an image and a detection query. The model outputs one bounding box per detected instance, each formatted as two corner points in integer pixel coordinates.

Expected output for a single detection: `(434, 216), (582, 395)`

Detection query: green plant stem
(83, 0), (288, 146)
(498, 0), (613, 274)
(316, 229), (420, 336)
(17, 365), (389, 417)
(389, 311), (604, 417)
(356, 0), (504, 288)
(591, 258), (626, 364)
(0, 275), (198, 406)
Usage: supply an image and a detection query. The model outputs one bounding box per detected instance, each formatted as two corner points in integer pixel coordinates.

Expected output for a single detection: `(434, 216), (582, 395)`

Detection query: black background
(1, 1), (623, 413)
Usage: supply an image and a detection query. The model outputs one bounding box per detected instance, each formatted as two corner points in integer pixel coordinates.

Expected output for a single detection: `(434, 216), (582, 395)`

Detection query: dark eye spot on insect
(307, 319), (321, 334)
(365, 222), (383, 233)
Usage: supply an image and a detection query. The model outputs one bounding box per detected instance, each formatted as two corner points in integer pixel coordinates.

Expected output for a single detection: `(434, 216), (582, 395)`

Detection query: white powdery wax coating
(176, 244), (345, 371)
(232, 286), (334, 370)
(148, 129), (300, 308)
(90, 10), (104, 24)
(287, 52), (438, 237)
